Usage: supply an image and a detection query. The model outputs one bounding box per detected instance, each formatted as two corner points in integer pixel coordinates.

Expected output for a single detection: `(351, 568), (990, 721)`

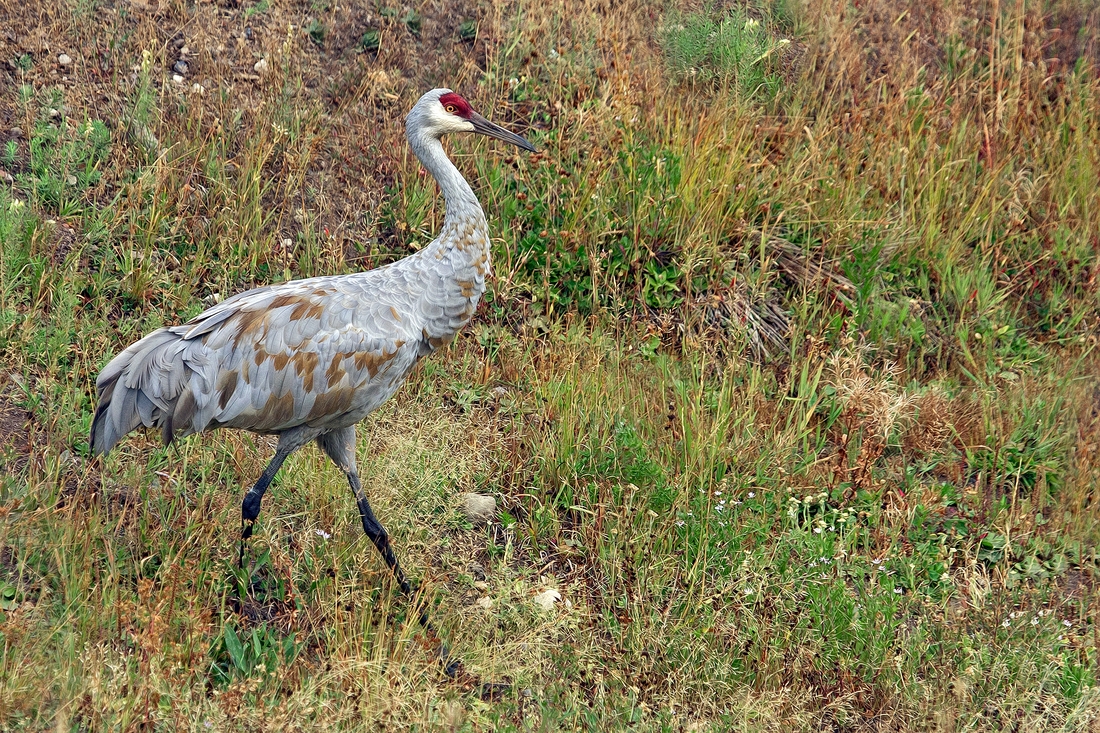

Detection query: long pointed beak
(469, 112), (537, 153)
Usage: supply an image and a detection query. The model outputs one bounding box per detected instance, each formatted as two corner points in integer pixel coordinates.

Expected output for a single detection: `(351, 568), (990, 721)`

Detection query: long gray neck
(407, 132), (485, 229)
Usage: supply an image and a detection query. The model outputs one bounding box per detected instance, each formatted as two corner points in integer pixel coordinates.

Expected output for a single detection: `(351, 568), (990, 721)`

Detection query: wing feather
(92, 262), (456, 450)
(182, 276), (423, 434)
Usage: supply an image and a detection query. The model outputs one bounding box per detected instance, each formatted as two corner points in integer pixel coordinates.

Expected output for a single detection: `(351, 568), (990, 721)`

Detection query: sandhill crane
(90, 88), (536, 669)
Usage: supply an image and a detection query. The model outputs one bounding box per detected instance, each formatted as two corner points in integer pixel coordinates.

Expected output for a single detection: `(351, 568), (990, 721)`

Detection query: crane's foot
(477, 681), (513, 701)
(415, 611), (510, 698)
(440, 655), (512, 700)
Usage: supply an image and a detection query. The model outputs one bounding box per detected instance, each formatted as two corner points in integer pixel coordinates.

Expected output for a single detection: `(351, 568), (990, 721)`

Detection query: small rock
(171, 74), (184, 84)
(491, 386), (508, 399)
(48, 108), (60, 120)
(191, 83), (205, 94)
(462, 493), (496, 524)
(254, 57), (268, 74)
(475, 596), (493, 610)
(179, 46), (190, 56)
(58, 53), (72, 66)
(532, 588), (561, 611)
(9, 127), (23, 138)
(280, 237), (293, 249)
(0, 171), (12, 185)
(467, 561), (487, 580)
(172, 59), (188, 75)
(473, 580), (488, 590)
(65, 175), (77, 186)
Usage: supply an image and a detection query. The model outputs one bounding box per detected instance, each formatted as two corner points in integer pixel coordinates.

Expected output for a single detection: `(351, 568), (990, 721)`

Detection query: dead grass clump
(825, 351), (918, 490)
(902, 388), (960, 458)
(689, 285), (789, 361)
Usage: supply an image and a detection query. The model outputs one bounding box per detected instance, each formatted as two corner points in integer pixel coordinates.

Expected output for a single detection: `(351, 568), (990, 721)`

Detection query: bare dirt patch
(0, 392), (32, 473)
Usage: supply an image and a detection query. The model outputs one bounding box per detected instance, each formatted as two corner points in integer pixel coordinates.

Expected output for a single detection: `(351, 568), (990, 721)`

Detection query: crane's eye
(445, 104), (458, 114)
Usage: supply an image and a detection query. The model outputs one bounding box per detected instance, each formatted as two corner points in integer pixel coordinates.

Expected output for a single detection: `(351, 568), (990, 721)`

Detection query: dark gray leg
(350, 472), (414, 595)
(239, 436), (298, 569)
(316, 427), (458, 675)
(316, 427), (412, 592)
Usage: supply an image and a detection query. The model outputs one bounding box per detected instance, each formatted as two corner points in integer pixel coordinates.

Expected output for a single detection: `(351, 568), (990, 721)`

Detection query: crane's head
(407, 88), (537, 152)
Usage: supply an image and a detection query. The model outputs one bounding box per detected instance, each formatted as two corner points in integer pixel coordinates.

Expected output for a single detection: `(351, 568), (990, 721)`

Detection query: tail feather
(90, 327), (213, 455)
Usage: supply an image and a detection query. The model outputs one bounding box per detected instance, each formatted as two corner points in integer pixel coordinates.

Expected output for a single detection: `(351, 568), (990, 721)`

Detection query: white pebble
(254, 58), (269, 74)
(172, 74), (184, 84)
(58, 54), (72, 66)
(475, 596), (493, 610)
(532, 588), (561, 611)
(462, 493), (497, 524)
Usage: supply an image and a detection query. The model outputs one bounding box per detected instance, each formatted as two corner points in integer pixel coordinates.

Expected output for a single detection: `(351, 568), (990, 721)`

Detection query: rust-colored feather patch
(308, 388), (354, 422)
(233, 309), (268, 348)
(353, 346), (399, 378)
(217, 372), (239, 409)
(326, 353), (346, 385)
(268, 294), (300, 309)
(257, 391), (296, 431)
(290, 300), (325, 322)
(293, 352), (319, 392)
(169, 388), (197, 443)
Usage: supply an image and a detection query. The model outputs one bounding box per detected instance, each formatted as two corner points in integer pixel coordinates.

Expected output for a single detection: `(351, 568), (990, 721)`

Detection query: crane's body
(91, 214), (489, 451)
(89, 90), (535, 670)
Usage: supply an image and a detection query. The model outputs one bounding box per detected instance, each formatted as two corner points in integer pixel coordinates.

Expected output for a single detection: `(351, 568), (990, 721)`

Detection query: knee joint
(242, 493), (262, 521)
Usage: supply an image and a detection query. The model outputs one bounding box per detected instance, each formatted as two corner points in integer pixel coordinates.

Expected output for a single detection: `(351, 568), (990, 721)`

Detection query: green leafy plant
(211, 623), (302, 686)
(243, 0), (269, 18)
(458, 19), (477, 42)
(306, 18), (326, 47)
(2, 140), (16, 168)
(358, 28), (381, 53)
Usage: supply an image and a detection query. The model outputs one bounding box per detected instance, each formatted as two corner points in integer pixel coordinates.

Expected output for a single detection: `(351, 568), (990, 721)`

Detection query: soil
(0, 392), (32, 473)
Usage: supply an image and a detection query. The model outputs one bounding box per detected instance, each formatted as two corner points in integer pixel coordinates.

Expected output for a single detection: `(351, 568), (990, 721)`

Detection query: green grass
(661, 6), (791, 99)
(1, 0), (1099, 728)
